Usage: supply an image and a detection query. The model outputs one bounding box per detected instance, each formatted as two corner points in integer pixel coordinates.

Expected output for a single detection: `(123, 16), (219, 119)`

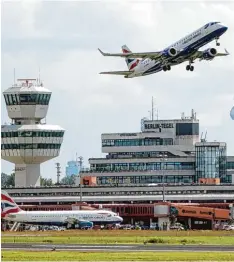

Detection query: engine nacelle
(202, 48), (217, 60)
(163, 47), (178, 57)
(79, 221), (93, 228)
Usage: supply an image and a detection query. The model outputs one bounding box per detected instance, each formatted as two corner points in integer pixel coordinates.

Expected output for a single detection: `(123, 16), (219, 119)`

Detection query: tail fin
(1, 191), (22, 218)
(122, 45), (140, 71)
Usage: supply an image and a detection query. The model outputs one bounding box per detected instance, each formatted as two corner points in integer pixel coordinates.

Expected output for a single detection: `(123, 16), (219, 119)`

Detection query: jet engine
(202, 48), (217, 60)
(79, 221), (93, 229)
(163, 47), (178, 57)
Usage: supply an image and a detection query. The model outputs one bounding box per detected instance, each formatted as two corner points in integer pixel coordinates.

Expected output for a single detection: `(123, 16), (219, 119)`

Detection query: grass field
(2, 230), (234, 245)
(2, 251), (234, 261)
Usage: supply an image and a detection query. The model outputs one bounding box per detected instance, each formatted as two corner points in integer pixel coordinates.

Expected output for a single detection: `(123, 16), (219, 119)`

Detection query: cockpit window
(206, 22), (219, 28)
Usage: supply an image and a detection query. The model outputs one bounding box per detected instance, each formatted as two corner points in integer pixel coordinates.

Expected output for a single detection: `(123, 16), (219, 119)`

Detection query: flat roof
(13, 194), (234, 203)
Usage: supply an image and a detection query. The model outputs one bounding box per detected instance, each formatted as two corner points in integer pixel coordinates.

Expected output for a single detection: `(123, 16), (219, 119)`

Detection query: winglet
(225, 48), (230, 55)
(98, 48), (106, 56)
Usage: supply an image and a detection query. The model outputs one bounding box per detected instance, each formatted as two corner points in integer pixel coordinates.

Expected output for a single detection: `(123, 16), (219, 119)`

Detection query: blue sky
(1, 1), (234, 181)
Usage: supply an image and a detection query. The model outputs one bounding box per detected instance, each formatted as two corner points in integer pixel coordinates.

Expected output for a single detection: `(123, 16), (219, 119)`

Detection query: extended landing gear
(215, 38), (220, 46)
(186, 65), (194, 71)
(162, 65), (171, 71)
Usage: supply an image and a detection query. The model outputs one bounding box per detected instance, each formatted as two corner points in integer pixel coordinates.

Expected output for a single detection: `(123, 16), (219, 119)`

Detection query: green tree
(1, 172), (8, 187)
(60, 174), (76, 185)
(40, 177), (54, 186)
(1, 172), (15, 187)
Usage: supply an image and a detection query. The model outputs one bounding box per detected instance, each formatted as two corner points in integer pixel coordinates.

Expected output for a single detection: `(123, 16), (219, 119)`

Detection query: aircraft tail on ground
(1, 191), (22, 217)
(122, 45), (140, 70)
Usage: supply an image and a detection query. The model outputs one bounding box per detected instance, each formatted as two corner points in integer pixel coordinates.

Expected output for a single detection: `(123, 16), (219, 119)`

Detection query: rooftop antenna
(150, 96), (158, 120)
(38, 67), (41, 84)
(13, 68), (16, 85)
(151, 96), (154, 120)
(204, 130), (207, 142)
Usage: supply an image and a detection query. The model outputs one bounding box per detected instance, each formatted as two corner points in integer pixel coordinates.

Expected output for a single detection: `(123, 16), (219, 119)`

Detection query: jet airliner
(98, 22), (229, 78)
(1, 191), (123, 228)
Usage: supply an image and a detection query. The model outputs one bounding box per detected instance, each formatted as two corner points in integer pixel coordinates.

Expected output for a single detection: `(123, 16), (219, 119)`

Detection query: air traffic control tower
(1, 78), (65, 187)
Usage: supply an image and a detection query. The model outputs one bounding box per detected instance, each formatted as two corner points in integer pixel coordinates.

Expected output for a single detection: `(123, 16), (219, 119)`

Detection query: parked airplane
(98, 22), (229, 78)
(1, 191), (123, 228)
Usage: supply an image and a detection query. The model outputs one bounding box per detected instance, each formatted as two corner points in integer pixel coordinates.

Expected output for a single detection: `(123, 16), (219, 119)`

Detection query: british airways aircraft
(98, 22), (229, 78)
(1, 191), (123, 229)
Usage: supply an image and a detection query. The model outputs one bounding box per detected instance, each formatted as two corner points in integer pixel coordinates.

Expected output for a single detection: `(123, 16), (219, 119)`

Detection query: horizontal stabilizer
(99, 71), (133, 76)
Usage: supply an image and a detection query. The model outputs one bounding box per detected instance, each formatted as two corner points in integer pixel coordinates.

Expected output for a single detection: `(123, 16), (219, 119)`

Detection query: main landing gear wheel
(163, 65), (171, 71)
(215, 38), (220, 46)
(186, 65), (194, 71)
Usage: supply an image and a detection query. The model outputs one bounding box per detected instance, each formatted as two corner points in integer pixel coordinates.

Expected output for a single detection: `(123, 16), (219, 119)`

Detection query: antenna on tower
(13, 68), (16, 85)
(204, 130), (207, 142)
(149, 96), (158, 120)
(151, 96), (154, 121)
(38, 67), (41, 84)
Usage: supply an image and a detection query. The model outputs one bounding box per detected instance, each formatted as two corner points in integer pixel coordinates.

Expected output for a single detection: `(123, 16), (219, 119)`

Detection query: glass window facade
(1, 130), (64, 138)
(195, 144), (227, 183)
(97, 175), (194, 185)
(227, 161), (234, 169)
(176, 123), (199, 136)
(102, 138), (173, 147)
(1, 143), (61, 150)
(4, 93), (51, 106)
(107, 151), (177, 159)
(91, 162), (194, 172)
(66, 161), (81, 176)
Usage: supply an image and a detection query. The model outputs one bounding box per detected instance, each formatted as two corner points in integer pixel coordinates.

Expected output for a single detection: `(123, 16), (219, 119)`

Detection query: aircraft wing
(99, 71), (133, 76)
(191, 49), (230, 61)
(98, 48), (162, 59)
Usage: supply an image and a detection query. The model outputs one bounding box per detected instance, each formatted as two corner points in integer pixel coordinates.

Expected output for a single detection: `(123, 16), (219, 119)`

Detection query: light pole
(80, 172), (83, 202)
(159, 154), (167, 202)
(78, 156), (83, 202)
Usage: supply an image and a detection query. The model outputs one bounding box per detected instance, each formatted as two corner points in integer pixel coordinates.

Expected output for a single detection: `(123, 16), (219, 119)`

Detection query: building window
(195, 144), (227, 183)
(1, 143), (61, 150)
(3, 93), (51, 106)
(2, 130), (64, 138)
(102, 138), (173, 147)
(176, 123), (199, 136)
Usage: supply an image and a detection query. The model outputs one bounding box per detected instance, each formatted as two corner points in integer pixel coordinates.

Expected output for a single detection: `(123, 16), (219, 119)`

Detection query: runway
(2, 243), (234, 252)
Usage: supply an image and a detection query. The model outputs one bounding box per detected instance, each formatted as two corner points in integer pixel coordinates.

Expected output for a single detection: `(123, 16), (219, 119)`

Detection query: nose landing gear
(186, 59), (194, 72)
(215, 38), (220, 46)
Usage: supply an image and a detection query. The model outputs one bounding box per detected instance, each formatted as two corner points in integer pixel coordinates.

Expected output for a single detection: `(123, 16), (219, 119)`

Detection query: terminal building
(1, 78), (65, 187)
(80, 110), (234, 186)
(2, 108), (234, 227)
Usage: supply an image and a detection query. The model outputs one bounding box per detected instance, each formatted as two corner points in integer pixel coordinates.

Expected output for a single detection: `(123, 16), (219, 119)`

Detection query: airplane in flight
(1, 191), (123, 229)
(98, 22), (229, 78)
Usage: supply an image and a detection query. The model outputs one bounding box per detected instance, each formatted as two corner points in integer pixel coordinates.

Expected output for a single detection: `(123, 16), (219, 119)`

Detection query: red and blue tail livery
(1, 191), (22, 217)
(98, 22), (229, 78)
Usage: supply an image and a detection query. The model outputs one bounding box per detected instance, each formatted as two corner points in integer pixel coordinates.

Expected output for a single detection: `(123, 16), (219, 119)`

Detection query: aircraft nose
(222, 26), (228, 32)
(118, 216), (123, 222)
